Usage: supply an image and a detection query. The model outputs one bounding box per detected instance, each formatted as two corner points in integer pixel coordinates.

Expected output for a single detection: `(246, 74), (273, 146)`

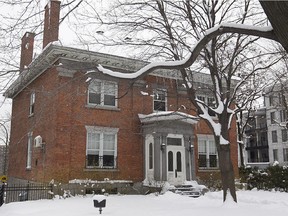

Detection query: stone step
(169, 185), (202, 198)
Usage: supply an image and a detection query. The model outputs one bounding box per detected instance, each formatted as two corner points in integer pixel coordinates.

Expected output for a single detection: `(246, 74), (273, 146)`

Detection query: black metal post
(0, 184), (5, 207)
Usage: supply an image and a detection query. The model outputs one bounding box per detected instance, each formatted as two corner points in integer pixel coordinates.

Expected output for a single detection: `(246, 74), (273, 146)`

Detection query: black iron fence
(0, 182), (53, 206)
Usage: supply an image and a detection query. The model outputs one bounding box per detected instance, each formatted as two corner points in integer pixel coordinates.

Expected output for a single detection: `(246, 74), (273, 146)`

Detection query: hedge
(239, 165), (288, 192)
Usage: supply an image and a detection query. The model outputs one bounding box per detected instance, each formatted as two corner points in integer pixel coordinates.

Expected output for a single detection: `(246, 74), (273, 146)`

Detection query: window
(270, 112), (276, 124)
(269, 95), (275, 107)
(153, 89), (166, 111)
(29, 92), (35, 115)
(282, 129), (288, 142)
(280, 110), (287, 122)
(176, 152), (182, 172)
(197, 95), (216, 117)
(167, 137), (182, 146)
(149, 143), (153, 169)
(86, 126), (118, 168)
(198, 139), (218, 169)
(26, 132), (33, 169)
(88, 80), (117, 107)
(273, 149), (278, 161)
(283, 148), (288, 162)
(207, 97), (216, 116)
(168, 151), (173, 171)
(272, 130), (278, 143)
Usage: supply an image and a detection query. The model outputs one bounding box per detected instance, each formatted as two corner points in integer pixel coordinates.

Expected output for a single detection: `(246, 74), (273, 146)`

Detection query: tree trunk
(218, 143), (237, 203)
(260, 1), (288, 52)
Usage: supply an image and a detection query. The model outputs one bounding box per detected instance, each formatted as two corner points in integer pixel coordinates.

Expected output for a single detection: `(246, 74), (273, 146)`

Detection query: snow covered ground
(1, 190), (288, 216)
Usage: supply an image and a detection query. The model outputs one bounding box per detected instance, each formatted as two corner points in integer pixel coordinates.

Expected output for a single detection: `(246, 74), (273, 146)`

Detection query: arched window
(149, 143), (153, 169)
(177, 152), (182, 171)
(168, 151), (173, 171)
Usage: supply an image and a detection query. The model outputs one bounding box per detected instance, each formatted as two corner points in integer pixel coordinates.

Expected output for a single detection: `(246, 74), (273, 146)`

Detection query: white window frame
(272, 130), (278, 143)
(273, 149), (278, 162)
(270, 111), (276, 124)
(197, 95), (216, 117)
(29, 92), (35, 116)
(153, 89), (167, 112)
(198, 135), (218, 169)
(282, 129), (288, 142)
(85, 126), (118, 169)
(280, 110), (287, 122)
(88, 79), (118, 107)
(26, 132), (33, 169)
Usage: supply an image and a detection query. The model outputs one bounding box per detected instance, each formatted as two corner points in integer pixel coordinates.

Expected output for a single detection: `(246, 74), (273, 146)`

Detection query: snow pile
(1, 190), (288, 216)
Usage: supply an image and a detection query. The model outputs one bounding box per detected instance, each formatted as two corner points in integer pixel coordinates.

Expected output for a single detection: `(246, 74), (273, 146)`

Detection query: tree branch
(91, 23), (277, 80)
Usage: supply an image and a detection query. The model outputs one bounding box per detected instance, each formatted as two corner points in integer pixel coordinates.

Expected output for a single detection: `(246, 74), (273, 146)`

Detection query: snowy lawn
(1, 190), (288, 216)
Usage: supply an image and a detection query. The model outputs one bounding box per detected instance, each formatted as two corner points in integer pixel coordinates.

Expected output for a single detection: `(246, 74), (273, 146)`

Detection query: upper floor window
(282, 129), (288, 142)
(29, 92), (35, 115)
(86, 126), (118, 169)
(270, 112), (276, 124)
(153, 89), (167, 112)
(280, 110), (287, 122)
(272, 130), (278, 143)
(88, 80), (118, 107)
(197, 95), (216, 117)
(269, 95), (275, 107)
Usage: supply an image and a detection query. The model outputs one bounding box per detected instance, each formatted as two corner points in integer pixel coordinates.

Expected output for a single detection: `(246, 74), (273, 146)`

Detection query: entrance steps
(168, 184), (202, 198)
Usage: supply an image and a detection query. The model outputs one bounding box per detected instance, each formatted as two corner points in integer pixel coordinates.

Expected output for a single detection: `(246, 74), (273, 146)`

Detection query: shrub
(239, 165), (288, 192)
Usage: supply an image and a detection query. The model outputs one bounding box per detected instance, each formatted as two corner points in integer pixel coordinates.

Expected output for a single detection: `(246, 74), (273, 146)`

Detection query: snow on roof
(138, 111), (198, 125)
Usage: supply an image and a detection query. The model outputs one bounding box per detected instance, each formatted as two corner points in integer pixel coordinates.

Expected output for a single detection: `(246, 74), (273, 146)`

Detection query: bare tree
(81, 0), (282, 202)
(0, 121), (9, 175)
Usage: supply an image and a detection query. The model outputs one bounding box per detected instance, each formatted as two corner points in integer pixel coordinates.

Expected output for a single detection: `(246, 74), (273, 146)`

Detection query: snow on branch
(87, 23), (276, 80)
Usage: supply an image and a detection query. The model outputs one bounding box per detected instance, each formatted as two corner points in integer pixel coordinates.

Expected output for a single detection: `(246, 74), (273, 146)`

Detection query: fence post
(0, 184), (4, 207)
(26, 182), (30, 201)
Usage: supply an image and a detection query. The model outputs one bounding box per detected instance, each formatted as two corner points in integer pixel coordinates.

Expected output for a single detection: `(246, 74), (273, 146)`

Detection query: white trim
(138, 111), (198, 125)
(85, 126), (119, 133)
(85, 126), (119, 168)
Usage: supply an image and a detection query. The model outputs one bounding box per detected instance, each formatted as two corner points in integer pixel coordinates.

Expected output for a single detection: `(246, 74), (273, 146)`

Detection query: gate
(0, 182), (53, 206)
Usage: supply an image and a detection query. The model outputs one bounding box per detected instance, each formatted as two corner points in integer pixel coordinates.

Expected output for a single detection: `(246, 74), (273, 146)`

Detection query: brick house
(4, 0), (238, 185)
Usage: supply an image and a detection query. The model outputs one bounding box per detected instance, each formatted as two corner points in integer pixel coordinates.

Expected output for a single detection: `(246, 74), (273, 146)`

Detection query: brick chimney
(19, 32), (35, 72)
(43, 0), (61, 49)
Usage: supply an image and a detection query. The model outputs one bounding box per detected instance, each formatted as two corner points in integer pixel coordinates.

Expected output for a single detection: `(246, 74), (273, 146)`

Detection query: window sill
(84, 168), (119, 172)
(85, 104), (120, 111)
(28, 113), (34, 118)
(198, 168), (219, 171)
(26, 167), (32, 171)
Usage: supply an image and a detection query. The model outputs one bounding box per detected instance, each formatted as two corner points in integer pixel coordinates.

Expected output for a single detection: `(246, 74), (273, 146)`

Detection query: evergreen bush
(239, 165), (288, 192)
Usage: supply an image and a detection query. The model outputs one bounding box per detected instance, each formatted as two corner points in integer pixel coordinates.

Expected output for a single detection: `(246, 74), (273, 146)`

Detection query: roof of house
(3, 42), (153, 98)
(4, 42), (220, 99)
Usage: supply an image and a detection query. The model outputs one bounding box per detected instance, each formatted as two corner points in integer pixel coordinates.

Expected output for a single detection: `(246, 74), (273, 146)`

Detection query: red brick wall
(8, 67), (238, 183)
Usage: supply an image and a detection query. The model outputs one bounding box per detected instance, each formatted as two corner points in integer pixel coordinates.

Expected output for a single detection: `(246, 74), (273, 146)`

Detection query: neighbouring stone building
(243, 107), (269, 169)
(0, 145), (8, 175)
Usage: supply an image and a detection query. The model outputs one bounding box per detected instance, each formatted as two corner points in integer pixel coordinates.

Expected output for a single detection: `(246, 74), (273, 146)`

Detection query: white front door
(166, 135), (186, 185)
